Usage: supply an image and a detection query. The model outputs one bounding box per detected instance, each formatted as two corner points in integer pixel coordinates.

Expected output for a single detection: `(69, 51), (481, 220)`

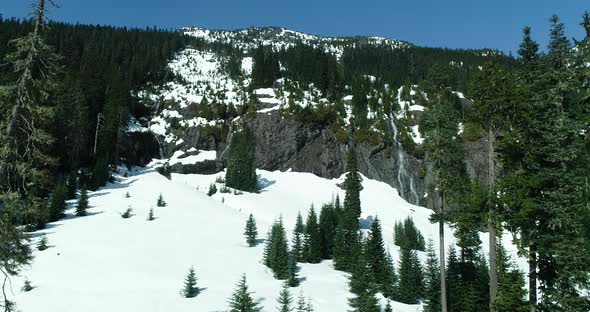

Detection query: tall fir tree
(334, 147), (362, 272)
(318, 203), (337, 259)
(397, 247), (424, 304)
(365, 217), (388, 292)
(264, 218), (290, 280)
(291, 212), (305, 262)
(226, 125), (257, 192)
(303, 206), (321, 263)
(423, 239), (441, 312)
(347, 239), (381, 312)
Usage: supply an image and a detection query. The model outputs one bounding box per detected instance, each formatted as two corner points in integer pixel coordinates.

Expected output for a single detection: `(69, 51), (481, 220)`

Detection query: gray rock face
(239, 111), (424, 203)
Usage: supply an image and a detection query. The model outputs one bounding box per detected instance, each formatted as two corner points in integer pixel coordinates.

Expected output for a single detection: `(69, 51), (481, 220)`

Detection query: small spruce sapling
(147, 207), (155, 221)
(244, 214), (258, 247)
(37, 235), (49, 251)
(181, 267), (200, 298)
(157, 193), (167, 207)
(121, 206), (134, 219)
(276, 281), (293, 312)
(75, 187), (89, 216)
(208, 183), (218, 196)
(125, 191), (130, 198)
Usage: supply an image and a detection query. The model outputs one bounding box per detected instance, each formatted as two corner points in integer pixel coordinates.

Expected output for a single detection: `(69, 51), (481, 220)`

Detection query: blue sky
(2, 0), (588, 54)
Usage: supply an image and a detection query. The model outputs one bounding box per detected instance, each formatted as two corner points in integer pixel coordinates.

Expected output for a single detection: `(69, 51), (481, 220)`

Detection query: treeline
(420, 13), (590, 312)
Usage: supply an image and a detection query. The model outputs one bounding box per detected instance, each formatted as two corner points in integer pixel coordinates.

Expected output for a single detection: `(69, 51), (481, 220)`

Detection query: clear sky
(2, 0), (588, 54)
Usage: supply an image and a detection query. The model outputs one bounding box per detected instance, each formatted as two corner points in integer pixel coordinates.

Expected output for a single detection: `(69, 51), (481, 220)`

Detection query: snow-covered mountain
(14, 164), (524, 311)
(183, 26), (411, 58)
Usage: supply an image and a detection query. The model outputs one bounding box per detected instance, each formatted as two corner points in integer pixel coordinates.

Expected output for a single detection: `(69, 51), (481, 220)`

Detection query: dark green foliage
(251, 45), (280, 89)
(37, 235), (49, 251)
(334, 148), (362, 272)
(48, 178), (68, 222)
(397, 247), (424, 304)
(121, 206), (133, 219)
(287, 252), (299, 287)
(75, 187), (89, 216)
(291, 212), (305, 262)
(347, 240), (381, 312)
(276, 281), (293, 312)
(494, 243), (527, 312)
(365, 217), (389, 292)
(66, 174), (78, 200)
(147, 207), (155, 221)
(423, 240), (441, 312)
(393, 217), (425, 251)
(228, 274), (261, 312)
(263, 218), (290, 280)
(381, 252), (398, 299)
(156, 193), (166, 207)
(181, 267), (200, 298)
(0, 194), (33, 310)
(244, 214), (258, 247)
(208, 183), (218, 196)
(318, 203), (338, 259)
(303, 206), (321, 263)
(226, 125), (257, 192)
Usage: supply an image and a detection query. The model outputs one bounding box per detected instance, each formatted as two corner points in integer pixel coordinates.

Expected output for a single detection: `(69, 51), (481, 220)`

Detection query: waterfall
(389, 118), (420, 205)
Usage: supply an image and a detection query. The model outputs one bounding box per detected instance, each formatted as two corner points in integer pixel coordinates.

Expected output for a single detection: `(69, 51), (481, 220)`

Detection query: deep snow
(13, 165), (525, 311)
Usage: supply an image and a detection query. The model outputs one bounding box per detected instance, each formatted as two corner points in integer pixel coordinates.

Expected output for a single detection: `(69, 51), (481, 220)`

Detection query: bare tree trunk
(488, 129), (498, 311)
(529, 244), (537, 312)
(439, 192), (448, 312)
(34, 0), (45, 35)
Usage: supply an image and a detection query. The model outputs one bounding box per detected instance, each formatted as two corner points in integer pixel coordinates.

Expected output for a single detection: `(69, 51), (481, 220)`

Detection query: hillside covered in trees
(0, 1), (589, 312)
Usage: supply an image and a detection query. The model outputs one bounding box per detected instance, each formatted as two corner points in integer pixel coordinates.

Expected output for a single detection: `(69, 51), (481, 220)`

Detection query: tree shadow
(257, 177), (276, 192)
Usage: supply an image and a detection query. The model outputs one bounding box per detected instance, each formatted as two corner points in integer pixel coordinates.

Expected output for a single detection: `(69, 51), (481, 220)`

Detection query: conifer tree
(287, 252), (299, 287)
(494, 243), (527, 312)
(276, 281), (293, 312)
(397, 247), (423, 304)
(0, 194), (33, 311)
(37, 235), (49, 251)
(381, 251), (398, 300)
(296, 290), (307, 312)
(264, 219), (290, 280)
(147, 207), (155, 221)
(334, 147), (362, 272)
(66, 174), (78, 200)
(365, 217), (388, 291)
(48, 178), (68, 222)
(156, 193), (166, 207)
(181, 267), (199, 298)
(75, 187), (89, 216)
(228, 274), (260, 312)
(244, 213), (258, 247)
(226, 125), (257, 192)
(318, 203), (337, 259)
(0, 0), (58, 198)
(348, 240), (381, 312)
(303, 206), (321, 263)
(291, 212), (305, 262)
(424, 239), (441, 312)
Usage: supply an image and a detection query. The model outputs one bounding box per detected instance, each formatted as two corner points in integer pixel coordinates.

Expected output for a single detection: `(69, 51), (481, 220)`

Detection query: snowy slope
(13, 165), (525, 312)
